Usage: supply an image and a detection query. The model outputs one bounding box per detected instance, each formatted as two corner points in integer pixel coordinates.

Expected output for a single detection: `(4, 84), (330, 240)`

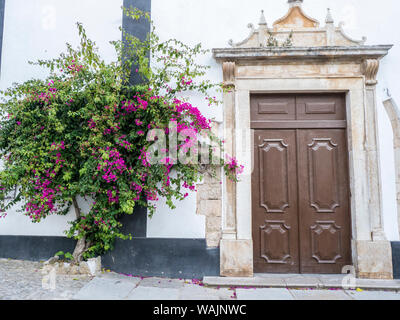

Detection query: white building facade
(0, 0), (399, 279)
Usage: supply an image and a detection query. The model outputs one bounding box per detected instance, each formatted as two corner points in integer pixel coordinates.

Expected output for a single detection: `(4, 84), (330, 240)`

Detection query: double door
(251, 94), (352, 274)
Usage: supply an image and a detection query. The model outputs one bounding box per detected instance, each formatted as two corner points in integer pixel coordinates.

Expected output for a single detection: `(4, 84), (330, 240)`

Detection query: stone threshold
(203, 274), (400, 291)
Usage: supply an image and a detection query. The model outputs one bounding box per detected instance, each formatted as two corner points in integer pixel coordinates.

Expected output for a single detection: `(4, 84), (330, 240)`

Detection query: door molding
(219, 76), (393, 279)
(214, 3), (394, 279)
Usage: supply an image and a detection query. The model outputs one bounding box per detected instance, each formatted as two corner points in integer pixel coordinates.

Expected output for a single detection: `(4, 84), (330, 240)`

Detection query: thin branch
(72, 196), (81, 219)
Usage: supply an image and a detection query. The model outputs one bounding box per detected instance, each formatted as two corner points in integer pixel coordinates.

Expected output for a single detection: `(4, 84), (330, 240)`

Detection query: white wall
(0, 196), (93, 236)
(151, 0), (400, 240)
(0, 0), (122, 236)
(146, 190), (205, 238)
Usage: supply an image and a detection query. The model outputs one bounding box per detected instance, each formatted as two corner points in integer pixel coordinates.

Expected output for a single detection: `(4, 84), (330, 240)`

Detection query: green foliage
(267, 30), (293, 47)
(55, 251), (73, 261)
(55, 251), (65, 257)
(65, 252), (74, 261)
(0, 7), (242, 260)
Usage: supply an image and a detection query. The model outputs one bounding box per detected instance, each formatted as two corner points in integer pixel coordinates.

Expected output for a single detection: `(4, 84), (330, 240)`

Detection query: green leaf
(64, 252), (73, 261)
(63, 171), (72, 181)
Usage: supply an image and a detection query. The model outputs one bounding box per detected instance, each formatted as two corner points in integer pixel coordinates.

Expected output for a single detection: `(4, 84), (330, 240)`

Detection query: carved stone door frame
(213, 2), (394, 279)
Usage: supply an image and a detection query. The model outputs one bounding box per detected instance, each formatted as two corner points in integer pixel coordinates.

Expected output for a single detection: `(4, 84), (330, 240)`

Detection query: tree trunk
(72, 197), (86, 264)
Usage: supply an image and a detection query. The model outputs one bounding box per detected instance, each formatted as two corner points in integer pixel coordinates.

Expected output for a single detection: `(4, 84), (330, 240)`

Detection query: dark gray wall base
(0, 235), (220, 279)
(0, 236), (76, 261)
(102, 238), (220, 279)
(391, 241), (400, 279)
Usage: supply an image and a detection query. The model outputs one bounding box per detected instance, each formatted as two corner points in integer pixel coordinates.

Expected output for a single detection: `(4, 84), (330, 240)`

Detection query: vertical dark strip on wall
(0, 0), (5, 74)
(118, 0), (151, 237)
(122, 0), (151, 85)
(392, 242), (400, 279)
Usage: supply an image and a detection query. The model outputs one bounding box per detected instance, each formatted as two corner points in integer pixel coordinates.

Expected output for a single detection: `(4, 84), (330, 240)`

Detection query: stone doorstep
(202, 276), (400, 291)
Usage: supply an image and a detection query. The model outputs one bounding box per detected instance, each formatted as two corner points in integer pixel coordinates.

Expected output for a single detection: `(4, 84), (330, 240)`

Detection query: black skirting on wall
(391, 241), (400, 279)
(102, 238), (220, 279)
(0, 235), (76, 261)
(0, 235), (220, 279)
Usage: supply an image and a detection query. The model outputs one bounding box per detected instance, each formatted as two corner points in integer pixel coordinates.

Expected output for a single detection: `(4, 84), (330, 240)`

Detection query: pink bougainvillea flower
(88, 119), (96, 129)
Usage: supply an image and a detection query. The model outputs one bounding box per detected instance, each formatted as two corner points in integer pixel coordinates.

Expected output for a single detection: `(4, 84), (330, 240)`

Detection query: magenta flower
(88, 119), (96, 129)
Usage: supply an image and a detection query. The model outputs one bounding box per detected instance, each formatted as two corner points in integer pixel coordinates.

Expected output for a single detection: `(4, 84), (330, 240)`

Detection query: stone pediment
(228, 2), (367, 48)
(273, 4), (319, 30)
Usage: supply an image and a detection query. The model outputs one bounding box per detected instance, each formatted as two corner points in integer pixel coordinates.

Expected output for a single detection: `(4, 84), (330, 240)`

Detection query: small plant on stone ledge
(267, 30), (294, 47)
(281, 31), (294, 47)
(55, 251), (74, 262)
(0, 7), (243, 263)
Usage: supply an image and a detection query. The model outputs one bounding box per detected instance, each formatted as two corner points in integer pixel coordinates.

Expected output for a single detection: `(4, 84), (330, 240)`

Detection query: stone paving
(0, 258), (93, 300)
(73, 272), (235, 300)
(1, 259), (400, 300)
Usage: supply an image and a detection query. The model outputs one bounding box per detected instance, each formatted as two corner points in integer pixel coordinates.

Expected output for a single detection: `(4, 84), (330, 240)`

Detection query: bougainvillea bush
(0, 8), (243, 262)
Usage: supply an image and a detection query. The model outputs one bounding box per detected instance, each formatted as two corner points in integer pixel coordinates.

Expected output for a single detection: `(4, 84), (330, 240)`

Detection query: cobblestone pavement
(0, 259), (93, 300)
(1, 259), (400, 300)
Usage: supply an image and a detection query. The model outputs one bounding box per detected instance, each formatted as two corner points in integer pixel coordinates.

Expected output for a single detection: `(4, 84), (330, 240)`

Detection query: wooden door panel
(296, 94), (346, 121)
(251, 95), (296, 123)
(308, 138), (340, 213)
(259, 139), (290, 213)
(297, 129), (351, 273)
(252, 130), (300, 273)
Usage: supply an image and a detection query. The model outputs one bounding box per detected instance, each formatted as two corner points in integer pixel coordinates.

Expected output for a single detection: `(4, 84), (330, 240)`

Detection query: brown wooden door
(252, 94), (352, 274)
(297, 129), (351, 273)
(252, 130), (300, 273)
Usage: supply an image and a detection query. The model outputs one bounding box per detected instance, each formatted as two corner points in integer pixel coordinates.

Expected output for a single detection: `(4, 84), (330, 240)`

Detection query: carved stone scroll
(222, 61), (236, 87)
(363, 59), (380, 86)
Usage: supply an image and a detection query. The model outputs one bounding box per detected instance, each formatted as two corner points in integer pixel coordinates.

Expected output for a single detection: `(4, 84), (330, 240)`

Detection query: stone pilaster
(357, 59), (394, 279)
(221, 61), (237, 240)
(362, 59), (385, 240)
(219, 62), (253, 277)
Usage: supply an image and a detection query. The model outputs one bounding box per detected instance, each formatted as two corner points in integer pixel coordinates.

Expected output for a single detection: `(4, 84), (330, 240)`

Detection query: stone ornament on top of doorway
(228, 0), (366, 48)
